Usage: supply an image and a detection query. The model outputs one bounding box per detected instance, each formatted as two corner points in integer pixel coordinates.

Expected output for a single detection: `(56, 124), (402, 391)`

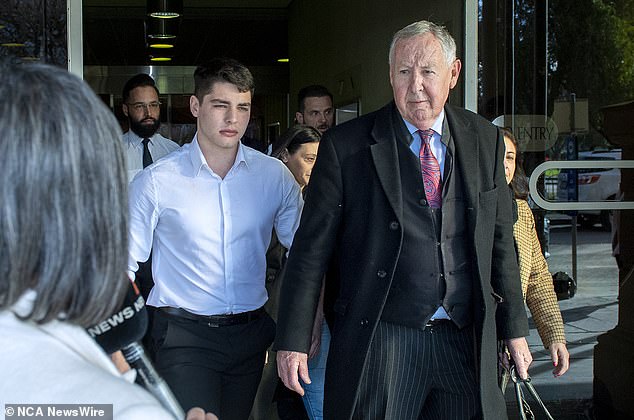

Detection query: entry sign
(491, 115), (558, 152)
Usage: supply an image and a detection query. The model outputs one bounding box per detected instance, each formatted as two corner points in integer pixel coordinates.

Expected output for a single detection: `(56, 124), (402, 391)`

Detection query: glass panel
(479, 0), (632, 237)
(163, 94), (196, 146)
(336, 101), (359, 125)
(480, 1), (632, 413)
(0, 0), (66, 66)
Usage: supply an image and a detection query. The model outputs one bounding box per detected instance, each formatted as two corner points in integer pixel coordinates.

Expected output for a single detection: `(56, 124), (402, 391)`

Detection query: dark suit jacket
(274, 101), (528, 420)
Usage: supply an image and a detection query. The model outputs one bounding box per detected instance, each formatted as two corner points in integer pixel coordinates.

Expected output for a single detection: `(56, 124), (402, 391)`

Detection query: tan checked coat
(514, 199), (566, 348)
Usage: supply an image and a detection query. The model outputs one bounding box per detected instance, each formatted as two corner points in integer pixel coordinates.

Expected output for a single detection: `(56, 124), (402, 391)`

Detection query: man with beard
(122, 73), (179, 182)
(295, 85), (334, 134)
(121, 74), (179, 354)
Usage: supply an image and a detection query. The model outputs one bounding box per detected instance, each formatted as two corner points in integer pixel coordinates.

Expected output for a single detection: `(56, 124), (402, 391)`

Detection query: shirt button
(389, 221), (399, 230)
(377, 270), (387, 278)
(419, 198), (427, 206)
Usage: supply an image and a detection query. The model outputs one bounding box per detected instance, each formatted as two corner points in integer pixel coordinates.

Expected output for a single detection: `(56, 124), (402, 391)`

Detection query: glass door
(479, 1), (633, 417)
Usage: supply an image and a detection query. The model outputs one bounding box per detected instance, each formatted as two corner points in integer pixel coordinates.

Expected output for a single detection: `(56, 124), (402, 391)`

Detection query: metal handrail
(529, 160), (634, 211)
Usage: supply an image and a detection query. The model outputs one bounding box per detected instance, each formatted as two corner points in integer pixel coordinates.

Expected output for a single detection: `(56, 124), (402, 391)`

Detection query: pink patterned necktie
(418, 129), (442, 208)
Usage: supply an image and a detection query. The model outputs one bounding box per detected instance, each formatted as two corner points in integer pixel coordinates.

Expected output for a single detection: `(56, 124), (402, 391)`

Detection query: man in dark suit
(274, 20), (532, 419)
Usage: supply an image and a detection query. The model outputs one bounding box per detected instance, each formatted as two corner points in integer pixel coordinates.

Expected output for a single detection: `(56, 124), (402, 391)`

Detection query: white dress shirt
(128, 135), (303, 315)
(122, 130), (180, 182)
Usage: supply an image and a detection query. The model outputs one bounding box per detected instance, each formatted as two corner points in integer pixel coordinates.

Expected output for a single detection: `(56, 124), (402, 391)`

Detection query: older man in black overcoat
(274, 20), (532, 420)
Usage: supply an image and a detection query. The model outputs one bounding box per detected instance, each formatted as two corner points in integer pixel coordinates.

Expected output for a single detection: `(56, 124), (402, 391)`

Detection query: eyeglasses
(126, 101), (161, 112)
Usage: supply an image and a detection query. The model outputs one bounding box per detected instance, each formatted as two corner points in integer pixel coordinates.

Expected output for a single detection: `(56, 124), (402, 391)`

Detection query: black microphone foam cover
(86, 280), (148, 354)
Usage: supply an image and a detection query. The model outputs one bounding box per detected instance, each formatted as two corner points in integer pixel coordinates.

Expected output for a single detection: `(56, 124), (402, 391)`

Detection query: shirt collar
(125, 130), (157, 146)
(188, 134), (249, 177)
(235, 142), (249, 170)
(402, 109), (445, 139)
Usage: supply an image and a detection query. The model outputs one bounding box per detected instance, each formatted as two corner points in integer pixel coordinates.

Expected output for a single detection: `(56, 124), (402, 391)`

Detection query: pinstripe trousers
(353, 320), (481, 420)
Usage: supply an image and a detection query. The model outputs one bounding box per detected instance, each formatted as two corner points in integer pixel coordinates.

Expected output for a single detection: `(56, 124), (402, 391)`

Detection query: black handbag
(510, 365), (555, 420)
(552, 271), (576, 300)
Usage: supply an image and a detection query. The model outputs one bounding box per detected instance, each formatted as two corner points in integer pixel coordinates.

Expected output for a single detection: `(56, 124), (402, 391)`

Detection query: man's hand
(186, 407), (218, 420)
(504, 337), (532, 379)
(549, 342), (570, 377)
(277, 350), (310, 396)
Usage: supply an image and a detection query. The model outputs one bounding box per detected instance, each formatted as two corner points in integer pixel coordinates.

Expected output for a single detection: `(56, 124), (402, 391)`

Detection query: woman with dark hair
(272, 125), (322, 190)
(271, 125), (327, 420)
(0, 60), (211, 419)
(502, 128), (569, 377)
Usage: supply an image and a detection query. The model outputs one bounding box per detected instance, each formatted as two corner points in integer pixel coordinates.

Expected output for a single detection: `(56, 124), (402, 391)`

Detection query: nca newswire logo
(5, 404), (113, 419)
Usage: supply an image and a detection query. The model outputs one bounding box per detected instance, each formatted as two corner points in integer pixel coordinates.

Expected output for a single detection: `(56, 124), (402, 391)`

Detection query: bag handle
(510, 366), (555, 420)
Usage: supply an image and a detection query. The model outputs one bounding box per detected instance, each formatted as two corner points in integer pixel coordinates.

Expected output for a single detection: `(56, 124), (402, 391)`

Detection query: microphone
(87, 281), (185, 420)
(121, 342), (185, 420)
(87, 280), (147, 354)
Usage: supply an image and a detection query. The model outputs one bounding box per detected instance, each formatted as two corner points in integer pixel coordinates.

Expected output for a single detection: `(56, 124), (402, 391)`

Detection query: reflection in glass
(0, 0), (67, 67)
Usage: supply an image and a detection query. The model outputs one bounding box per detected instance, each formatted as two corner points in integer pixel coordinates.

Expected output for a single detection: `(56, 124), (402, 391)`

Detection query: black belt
(159, 306), (265, 327)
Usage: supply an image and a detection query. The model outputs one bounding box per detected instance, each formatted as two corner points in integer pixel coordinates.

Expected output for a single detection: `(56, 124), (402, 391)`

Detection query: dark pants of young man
(353, 320), (481, 420)
(152, 308), (276, 420)
(135, 257), (155, 359)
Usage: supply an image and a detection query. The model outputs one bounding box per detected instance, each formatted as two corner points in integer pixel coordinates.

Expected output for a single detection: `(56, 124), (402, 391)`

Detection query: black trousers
(152, 309), (276, 420)
(135, 257), (155, 358)
(353, 320), (481, 420)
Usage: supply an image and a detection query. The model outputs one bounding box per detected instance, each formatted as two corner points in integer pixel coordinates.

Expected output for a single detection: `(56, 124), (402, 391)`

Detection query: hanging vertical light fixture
(147, 0), (183, 19)
(145, 0), (182, 63)
(146, 18), (178, 39)
(146, 19), (178, 63)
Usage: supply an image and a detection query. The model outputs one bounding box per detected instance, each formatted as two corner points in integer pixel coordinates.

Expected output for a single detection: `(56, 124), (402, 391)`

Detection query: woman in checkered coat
(502, 128), (570, 377)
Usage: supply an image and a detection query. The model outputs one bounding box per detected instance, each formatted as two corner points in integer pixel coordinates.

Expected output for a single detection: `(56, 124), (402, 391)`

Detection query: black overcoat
(274, 102), (529, 420)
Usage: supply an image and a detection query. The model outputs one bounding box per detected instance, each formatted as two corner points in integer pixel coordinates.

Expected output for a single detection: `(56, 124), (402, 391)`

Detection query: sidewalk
(505, 218), (619, 419)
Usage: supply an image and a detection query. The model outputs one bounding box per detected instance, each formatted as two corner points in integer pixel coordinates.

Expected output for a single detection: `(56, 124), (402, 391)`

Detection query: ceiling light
(277, 58), (289, 63)
(149, 43), (174, 49)
(147, 0), (183, 19)
(150, 56), (172, 62)
(1, 43), (25, 47)
(146, 18), (178, 39)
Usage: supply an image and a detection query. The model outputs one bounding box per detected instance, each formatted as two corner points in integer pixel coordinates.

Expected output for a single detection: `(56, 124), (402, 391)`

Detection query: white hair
(389, 20), (457, 67)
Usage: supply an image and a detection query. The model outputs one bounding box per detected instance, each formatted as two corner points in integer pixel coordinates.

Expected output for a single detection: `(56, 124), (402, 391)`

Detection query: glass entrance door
(479, 1), (633, 417)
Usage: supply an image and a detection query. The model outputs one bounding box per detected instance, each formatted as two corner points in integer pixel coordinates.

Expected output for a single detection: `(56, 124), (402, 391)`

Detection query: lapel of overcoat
(368, 104), (483, 228)
(444, 105), (479, 214)
(370, 103), (405, 225)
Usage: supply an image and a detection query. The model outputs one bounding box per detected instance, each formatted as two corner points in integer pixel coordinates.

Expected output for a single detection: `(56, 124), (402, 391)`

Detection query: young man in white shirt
(128, 58), (303, 420)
